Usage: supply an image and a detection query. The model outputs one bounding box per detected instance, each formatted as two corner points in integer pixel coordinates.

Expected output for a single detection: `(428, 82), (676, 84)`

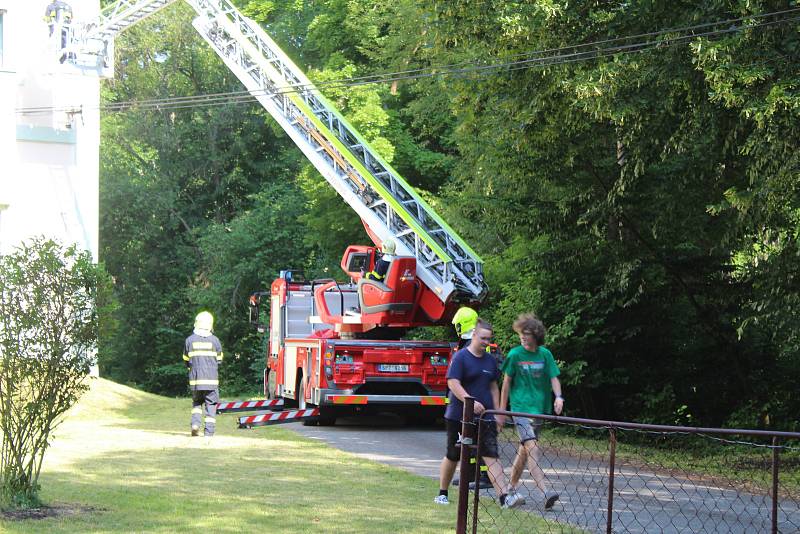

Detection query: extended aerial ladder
(66, 0), (487, 310)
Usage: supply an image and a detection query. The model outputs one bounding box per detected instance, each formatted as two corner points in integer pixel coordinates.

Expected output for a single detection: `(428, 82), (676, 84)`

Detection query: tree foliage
(0, 238), (104, 507)
(99, 0), (799, 430)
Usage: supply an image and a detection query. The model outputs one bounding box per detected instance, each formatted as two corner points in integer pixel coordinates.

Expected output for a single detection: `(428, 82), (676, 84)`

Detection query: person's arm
(490, 380), (500, 416)
(551, 376), (564, 415)
(496, 374), (512, 427)
(447, 377), (485, 415)
(182, 340), (191, 369)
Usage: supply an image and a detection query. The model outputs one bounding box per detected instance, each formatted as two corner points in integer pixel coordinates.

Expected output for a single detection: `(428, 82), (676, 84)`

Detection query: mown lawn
(0, 378), (460, 533)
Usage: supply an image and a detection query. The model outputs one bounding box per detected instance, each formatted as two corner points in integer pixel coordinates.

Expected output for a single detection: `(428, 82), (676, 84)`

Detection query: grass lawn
(0, 378), (461, 533)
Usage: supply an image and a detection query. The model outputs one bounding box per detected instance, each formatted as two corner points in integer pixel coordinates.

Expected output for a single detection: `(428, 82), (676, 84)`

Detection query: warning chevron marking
(218, 399), (284, 413)
(238, 408), (320, 428)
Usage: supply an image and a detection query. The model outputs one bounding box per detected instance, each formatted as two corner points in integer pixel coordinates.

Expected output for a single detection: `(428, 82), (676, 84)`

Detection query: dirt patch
(1, 503), (106, 521)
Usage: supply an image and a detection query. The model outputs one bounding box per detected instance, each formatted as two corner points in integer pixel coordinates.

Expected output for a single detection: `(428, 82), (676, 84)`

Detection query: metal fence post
(456, 396), (475, 534)
(772, 436), (779, 534)
(607, 427), (617, 534)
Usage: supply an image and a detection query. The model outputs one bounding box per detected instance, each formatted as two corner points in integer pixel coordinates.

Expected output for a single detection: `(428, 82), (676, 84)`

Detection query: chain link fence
(454, 398), (800, 533)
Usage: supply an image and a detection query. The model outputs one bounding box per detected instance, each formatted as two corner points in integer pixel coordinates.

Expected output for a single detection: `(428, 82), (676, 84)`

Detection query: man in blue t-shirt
(434, 319), (522, 509)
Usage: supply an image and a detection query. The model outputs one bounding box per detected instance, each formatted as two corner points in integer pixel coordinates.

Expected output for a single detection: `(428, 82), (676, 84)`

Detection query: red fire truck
(247, 241), (479, 425)
(75, 0), (488, 426)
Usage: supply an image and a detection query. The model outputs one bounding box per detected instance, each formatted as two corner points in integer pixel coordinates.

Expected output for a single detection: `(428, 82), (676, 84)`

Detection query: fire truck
(67, 0), (487, 426)
(246, 243), (476, 425)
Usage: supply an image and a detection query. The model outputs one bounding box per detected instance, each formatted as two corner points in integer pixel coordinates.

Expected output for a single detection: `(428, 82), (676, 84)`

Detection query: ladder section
(185, 0), (486, 304)
(96, 0), (178, 36)
(66, 0), (180, 73)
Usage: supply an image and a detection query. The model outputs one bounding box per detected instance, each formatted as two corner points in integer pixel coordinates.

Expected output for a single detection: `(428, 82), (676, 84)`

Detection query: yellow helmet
(194, 311), (214, 332)
(452, 306), (478, 339)
(381, 239), (396, 255)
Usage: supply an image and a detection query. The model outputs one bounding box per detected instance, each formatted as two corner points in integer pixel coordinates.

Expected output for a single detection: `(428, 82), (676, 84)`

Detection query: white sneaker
(502, 491), (524, 509)
(433, 494), (449, 505)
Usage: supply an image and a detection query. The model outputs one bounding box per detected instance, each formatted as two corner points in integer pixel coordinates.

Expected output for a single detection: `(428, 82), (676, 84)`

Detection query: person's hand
(473, 401), (485, 415)
(495, 413), (506, 432)
(554, 397), (564, 415)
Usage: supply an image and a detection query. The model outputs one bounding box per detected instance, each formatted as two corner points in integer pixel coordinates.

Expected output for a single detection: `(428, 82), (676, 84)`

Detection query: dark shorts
(445, 418), (499, 461)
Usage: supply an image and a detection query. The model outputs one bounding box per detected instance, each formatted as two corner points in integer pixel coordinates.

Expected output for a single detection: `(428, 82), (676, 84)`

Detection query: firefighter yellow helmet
(381, 239), (396, 255)
(452, 306), (478, 339)
(194, 311), (214, 332)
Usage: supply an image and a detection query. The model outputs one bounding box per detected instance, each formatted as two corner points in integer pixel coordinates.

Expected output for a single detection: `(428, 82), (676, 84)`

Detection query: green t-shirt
(501, 345), (560, 415)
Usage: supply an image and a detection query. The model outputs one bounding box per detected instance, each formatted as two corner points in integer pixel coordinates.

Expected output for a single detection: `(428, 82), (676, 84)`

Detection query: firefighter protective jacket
(183, 333), (223, 391)
(44, 1), (73, 23)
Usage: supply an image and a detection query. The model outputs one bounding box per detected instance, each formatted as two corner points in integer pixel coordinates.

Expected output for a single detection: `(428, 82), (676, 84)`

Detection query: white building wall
(0, 0), (100, 262)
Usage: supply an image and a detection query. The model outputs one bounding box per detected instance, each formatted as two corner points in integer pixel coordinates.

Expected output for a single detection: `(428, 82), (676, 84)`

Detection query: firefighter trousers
(191, 389), (219, 436)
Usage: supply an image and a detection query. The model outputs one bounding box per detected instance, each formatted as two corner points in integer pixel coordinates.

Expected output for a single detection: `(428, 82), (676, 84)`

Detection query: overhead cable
(15, 8), (800, 116)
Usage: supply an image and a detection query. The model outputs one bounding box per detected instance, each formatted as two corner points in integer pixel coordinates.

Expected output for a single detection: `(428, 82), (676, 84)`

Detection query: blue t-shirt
(444, 347), (500, 421)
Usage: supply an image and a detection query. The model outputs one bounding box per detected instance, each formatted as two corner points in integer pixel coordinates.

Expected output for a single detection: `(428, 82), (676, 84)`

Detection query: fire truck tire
(316, 415), (336, 426)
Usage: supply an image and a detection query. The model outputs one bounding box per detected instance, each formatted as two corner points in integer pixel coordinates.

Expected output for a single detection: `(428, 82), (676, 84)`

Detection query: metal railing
(455, 397), (800, 534)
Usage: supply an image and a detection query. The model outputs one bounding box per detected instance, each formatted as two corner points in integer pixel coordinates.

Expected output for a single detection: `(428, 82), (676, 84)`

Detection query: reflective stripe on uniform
(182, 354), (190, 361)
(217, 352), (224, 362)
(192, 407), (203, 414)
(367, 271), (385, 281)
(188, 350), (218, 358)
(189, 379), (219, 386)
(204, 417), (216, 423)
(192, 341), (213, 350)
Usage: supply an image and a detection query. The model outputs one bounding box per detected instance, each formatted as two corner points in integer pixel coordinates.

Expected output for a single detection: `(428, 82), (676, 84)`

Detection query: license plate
(378, 364), (409, 373)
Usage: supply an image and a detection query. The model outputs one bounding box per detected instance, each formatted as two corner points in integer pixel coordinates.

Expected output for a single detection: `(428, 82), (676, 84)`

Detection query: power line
(16, 8), (800, 116)
(18, 9), (798, 114)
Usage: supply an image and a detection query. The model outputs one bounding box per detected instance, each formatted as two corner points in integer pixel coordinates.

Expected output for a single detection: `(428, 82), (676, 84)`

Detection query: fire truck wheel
(316, 416), (336, 426)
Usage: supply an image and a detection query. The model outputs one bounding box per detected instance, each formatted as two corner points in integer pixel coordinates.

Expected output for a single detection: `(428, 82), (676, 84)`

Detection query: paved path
(288, 417), (800, 533)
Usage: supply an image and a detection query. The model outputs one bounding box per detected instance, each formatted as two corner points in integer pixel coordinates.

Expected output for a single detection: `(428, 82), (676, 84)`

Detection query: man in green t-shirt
(496, 313), (564, 510)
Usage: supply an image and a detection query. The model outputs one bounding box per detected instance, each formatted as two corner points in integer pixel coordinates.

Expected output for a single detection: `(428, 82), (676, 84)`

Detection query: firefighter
(183, 311), (224, 437)
(365, 239), (396, 281)
(44, 0), (73, 63)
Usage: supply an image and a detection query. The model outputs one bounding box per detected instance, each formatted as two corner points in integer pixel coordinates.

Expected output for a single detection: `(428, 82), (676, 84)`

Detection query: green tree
(99, 3), (305, 394)
(0, 238), (103, 507)
(381, 0), (799, 427)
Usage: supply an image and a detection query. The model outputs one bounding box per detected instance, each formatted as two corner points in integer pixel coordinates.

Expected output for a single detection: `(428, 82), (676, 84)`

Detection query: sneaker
(502, 491), (524, 509)
(191, 426), (200, 437)
(433, 494), (449, 505)
(544, 491), (560, 510)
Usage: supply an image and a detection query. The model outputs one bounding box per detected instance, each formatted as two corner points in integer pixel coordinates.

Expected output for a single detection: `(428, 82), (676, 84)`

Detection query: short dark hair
(475, 318), (493, 333)
(513, 313), (545, 345)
